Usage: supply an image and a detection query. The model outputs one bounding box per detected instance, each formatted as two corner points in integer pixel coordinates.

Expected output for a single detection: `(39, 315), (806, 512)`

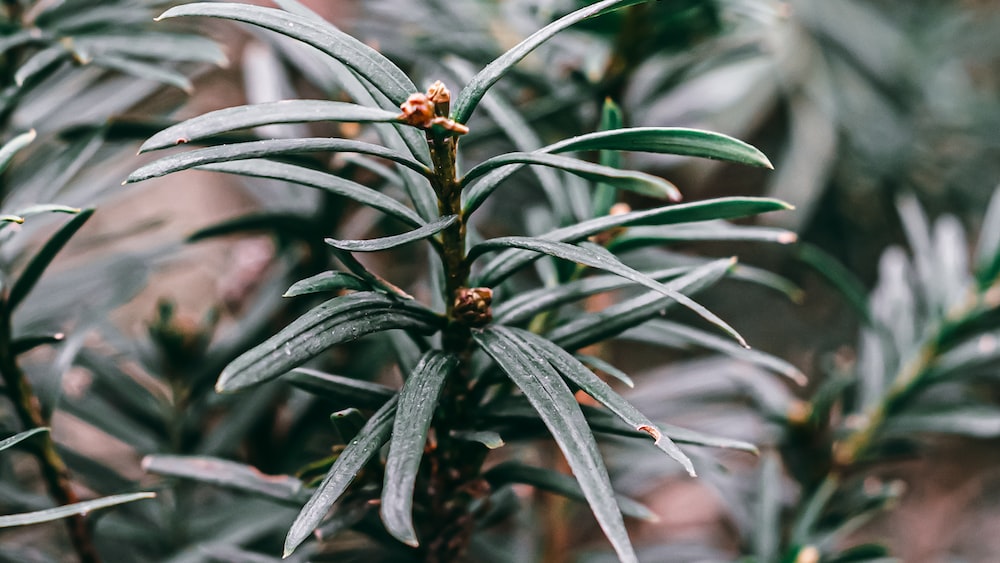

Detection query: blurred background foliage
(0, 0), (998, 561)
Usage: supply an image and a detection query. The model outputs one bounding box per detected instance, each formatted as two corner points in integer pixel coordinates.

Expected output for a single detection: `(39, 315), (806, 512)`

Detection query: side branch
(0, 306), (100, 563)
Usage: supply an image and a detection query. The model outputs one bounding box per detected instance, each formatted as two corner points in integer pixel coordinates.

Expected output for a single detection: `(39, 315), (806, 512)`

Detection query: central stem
(423, 120), (486, 562)
(399, 81), (492, 562)
(834, 289), (991, 467)
(431, 135), (467, 319)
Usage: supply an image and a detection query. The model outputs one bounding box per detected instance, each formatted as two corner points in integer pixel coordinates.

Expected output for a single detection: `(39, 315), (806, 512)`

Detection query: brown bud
(590, 203), (632, 245)
(429, 116), (470, 135)
(831, 440), (854, 468)
(795, 546), (820, 563)
(399, 92), (436, 128)
(609, 202), (632, 216)
(427, 80), (451, 115)
(148, 299), (218, 362)
(398, 82), (469, 135)
(786, 399), (813, 426)
(452, 287), (493, 327)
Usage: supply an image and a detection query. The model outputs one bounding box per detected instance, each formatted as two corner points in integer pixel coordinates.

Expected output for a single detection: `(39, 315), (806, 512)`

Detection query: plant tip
(790, 289), (806, 305)
(665, 184), (683, 202)
(790, 370), (808, 387)
(778, 232), (798, 244)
